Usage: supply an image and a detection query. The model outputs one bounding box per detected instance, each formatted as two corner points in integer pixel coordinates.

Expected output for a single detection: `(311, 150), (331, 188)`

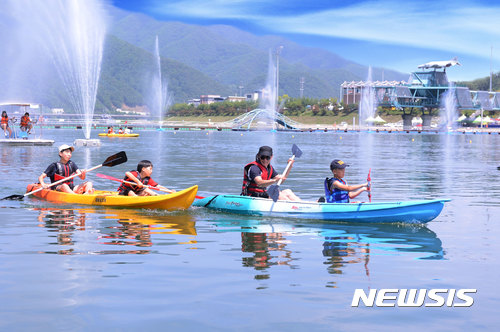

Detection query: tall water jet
(359, 66), (378, 128)
(257, 50), (278, 129)
(11, 0), (107, 142)
(440, 82), (457, 131)
(150, 35), (172, 130)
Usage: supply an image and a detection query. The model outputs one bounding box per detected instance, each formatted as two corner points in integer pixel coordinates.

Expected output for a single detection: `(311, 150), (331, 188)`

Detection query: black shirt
(248, 164), (277, 182)
(44, 160), (79, 183)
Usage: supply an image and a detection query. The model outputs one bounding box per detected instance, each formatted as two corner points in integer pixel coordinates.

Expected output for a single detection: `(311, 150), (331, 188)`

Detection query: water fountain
(11, 0), (108, 147)
(359, 66), (378, 129)
(440, 82), (457, 131)
(226, 49), (300, 131)
(150, 35), (172, 131)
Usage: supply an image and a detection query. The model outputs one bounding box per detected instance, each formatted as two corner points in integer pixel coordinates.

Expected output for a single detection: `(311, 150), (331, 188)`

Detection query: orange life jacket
(20, 115), (30, 127)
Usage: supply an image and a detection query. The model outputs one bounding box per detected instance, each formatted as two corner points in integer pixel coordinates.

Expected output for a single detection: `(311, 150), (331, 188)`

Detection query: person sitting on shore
(241, 146), (301, 201)
(117, 160), (175, 196)
(1, 111), (13, 138)
(20, 112), (33, 134)
(324, 159), (368, 203)
(38, 144), (94, 194)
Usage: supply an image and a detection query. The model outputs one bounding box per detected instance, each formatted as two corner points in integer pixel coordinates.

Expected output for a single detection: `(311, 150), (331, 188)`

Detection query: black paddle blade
(267, 184), (280, 202)
(1, 194), (25, 200)
(102, 151), (127, 167)
(292, 144), (303, 158)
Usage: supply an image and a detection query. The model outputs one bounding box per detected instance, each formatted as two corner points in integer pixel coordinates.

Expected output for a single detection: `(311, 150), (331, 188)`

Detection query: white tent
(365, 116), (376, 123)
(473, 116), (493, 124)
(456, 114), (467, 122)
(373, 115), (386, 124)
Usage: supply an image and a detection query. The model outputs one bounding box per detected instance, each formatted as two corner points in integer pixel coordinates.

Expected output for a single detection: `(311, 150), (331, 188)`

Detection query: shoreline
(31, 121), (500, 134)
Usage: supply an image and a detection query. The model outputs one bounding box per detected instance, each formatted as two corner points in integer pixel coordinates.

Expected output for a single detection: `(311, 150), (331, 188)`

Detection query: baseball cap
(258, 146), (273, 157)
(330, 159), (349, 170)
(58, 144), (75, 153)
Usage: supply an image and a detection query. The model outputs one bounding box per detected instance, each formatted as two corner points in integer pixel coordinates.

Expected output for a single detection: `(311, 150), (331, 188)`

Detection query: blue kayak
(193, 195), (450, 224)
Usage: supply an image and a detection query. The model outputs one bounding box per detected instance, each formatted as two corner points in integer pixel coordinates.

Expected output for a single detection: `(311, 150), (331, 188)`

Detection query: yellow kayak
(98, 133), (139, 137)
(25, 184), (198, 210)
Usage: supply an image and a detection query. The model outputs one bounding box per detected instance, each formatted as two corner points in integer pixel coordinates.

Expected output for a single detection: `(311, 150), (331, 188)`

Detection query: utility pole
(276, 46), (284, 111)
(238, 83), (244, 97)
(490, 46), (493, 92)
(299, 77), (305, 98)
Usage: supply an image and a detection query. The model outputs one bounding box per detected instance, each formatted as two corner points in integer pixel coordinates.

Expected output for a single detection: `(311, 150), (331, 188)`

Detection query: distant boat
(0, 102), (54, 146)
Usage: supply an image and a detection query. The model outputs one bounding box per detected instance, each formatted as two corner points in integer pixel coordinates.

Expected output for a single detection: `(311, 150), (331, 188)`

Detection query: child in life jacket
(20, 112), (33, 133)
(117, 160), (175, 196)
(324, 159), (368, 203)
(38, 144), (94, 194)
(1, 111), (13, 138)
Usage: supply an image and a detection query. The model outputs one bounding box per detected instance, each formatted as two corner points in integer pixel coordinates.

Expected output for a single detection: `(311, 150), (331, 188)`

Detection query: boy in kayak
(241, 146), (301, 201)
(324, 159), (369, 203)
(118, 160), (175, 196)
(38, 144), (94, 194)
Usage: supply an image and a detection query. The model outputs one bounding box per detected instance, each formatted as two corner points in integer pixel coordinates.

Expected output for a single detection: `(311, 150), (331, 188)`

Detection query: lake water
(1, 129), (499, 331)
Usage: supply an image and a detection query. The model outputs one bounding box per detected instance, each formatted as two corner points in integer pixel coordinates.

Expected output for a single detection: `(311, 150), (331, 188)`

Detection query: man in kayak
(118, 160), (175, 196)
(38, 144), (95, 194)
(241, 146), (301, 201)
(324, 159), (368, 203)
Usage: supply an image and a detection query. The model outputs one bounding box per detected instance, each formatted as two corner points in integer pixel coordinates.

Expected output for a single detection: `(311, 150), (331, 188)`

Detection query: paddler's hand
(274, 174), (286, 183)
(41, 182), (49, 189)
(136, 182), (144, 188)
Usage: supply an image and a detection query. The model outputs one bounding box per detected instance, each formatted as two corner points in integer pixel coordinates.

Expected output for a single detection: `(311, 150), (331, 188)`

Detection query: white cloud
(150, 0), (500, 61)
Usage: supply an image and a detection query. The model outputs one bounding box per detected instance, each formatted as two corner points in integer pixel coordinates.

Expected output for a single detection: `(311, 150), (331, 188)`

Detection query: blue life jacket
(324, 177), (350, 203)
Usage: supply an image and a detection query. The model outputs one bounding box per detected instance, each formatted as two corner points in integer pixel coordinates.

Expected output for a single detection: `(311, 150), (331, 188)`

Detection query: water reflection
(35, 207), (197, 255)
(99, 210), (197, 252)
(36, 208), (87, 255)
(241, 232), (293, 279)
(214, 218), (443, 285)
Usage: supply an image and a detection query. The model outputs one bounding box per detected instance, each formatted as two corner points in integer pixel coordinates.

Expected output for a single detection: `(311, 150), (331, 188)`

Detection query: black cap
(258, 146), (273, 157)
(330, 159), (349, 170)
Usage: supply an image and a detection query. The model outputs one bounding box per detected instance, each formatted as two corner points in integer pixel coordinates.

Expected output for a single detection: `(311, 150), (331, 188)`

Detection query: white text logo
(351, 289), (476, 307)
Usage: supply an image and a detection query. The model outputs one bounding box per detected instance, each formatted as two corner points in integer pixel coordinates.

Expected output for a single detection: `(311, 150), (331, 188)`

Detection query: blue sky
(111, 0), (500, 81)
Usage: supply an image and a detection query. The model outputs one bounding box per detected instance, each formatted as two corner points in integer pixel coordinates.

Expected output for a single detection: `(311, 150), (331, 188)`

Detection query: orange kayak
(26, 184), (198, 210)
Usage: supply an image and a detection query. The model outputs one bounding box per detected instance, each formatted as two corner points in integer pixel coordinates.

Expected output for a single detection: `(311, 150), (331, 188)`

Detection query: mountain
(0, 5), (412, 111)
(99, 35), (233, 109)
(458, 72), (500, 92)
(108, 7), (408, 100)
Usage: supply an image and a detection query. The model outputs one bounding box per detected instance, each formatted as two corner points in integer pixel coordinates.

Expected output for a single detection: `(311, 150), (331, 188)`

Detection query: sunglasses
(260, 155), (271, 160)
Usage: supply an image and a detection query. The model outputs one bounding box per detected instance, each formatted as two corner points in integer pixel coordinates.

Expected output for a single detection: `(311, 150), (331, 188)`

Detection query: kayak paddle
(95, 173), (205, 199)
(2, 151), (128, 200)
(267, 144), (303, 202)
(367, 168), (372, 203)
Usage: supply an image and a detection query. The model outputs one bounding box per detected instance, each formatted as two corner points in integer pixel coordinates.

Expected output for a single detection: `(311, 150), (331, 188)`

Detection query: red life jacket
(1, 116), (8, 125)
(117, 171), (154, 194)
(241, 161), (273, 196)
(53, 161), (76, 188)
